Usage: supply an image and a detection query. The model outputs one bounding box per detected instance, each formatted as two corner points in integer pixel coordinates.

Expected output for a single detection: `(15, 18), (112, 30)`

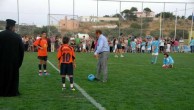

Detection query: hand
(73, 63), (76, 69)
(39, 46), (43, 50)
(94, 54), (99, 59)
(58, 63), (61, 69)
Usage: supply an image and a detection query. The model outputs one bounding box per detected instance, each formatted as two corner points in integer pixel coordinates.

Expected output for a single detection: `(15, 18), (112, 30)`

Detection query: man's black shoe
(94, 78), (100, 81)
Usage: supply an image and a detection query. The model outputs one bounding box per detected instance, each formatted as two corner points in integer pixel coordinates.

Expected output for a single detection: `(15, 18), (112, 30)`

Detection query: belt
(99, 51), (109, 54)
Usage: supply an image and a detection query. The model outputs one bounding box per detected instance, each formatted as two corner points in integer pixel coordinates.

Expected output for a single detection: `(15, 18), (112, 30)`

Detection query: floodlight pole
(162, 2), (165, 38)
(17, 0), (20, 33)
(174, 8), (177, 40)
(97, 0), (99, 23)
(73, 0), (75, 29)
(140, 2), (143, 37)
(48, 0), (51, 37)
(119, 1), (121, 37)
(183, 3), (187, 39)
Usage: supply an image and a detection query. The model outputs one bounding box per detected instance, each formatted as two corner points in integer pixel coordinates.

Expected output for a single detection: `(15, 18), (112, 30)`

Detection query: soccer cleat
(70, 87), (76, 91)
(44, 72), (50, 76)
(62, 87), (66, 91)
(39, 73), (43, 76)
(94, 78), (100, 81)
(102, 80), (107, 83)
(120, 55), (124, 57)
(114, 55), (118, 58)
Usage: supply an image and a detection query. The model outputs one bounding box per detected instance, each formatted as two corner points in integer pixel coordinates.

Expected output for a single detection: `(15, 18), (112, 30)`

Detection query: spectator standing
(0, 19), (24, 96)
(94, 30), (110, 82)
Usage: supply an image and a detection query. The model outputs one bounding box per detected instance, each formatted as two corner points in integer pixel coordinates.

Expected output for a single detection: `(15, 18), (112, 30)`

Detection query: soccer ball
(88, 74), (95, 81)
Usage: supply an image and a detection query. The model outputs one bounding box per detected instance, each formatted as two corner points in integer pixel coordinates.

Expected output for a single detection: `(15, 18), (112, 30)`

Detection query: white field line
(47, 60), (106, 110)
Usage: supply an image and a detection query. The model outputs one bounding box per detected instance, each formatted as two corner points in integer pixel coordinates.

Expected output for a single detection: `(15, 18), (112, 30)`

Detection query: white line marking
(47, 60), (106, 110)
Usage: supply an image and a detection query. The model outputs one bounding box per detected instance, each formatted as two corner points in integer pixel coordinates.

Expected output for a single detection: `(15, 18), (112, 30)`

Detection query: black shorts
(38, 56), (47, 61)
(60, 63), (73, 75)
(117, 44), (122, 49)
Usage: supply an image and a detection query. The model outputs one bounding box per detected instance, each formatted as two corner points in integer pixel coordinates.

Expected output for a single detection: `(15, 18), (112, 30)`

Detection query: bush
(150, 30), (160, 37)
(169, 29), (189, 39)
(143, 18), (153, 23)
(130, 23), (141, 29)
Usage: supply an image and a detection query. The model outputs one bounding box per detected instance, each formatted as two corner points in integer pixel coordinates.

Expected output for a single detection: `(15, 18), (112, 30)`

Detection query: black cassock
(0, 30), (24, 97)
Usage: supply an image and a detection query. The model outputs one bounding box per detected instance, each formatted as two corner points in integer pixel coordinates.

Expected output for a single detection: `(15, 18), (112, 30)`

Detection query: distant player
(162, 53), (174, 68)
(57, 37), (76, 91)
(131, 39), (136, 53)
(33, 31), (49, 76)
(147, 39), (152, 53)
(151, 37), (160, 64)
(141, 39), (146, 53)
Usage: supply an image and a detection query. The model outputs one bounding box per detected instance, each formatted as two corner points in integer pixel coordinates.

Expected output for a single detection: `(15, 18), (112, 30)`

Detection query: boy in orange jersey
(33, 31), (49, 76)
(57, 37), (76, 91)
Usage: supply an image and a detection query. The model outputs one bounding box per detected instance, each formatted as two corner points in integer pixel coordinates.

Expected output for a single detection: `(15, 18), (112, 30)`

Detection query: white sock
(44, 70), (47, 73)
(63, 84), (66, 88)
(70, 84), (74, 88)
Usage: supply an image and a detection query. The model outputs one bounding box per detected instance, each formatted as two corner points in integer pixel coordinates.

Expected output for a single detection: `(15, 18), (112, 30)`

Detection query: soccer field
(0, 52), (194, 110)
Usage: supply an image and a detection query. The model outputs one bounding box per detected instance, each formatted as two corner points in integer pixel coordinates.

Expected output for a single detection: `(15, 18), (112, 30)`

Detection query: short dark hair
(41, 31), (46, 34)
(164, 53), (169, 57)
(63, 36), (69, 44)
(155, 36), (158, 40)
(96, 30), (102, 34)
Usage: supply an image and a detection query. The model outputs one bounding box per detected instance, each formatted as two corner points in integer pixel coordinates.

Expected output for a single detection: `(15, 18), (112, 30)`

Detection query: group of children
(33, 33), (174, 91)
(33, 31), (76, 91)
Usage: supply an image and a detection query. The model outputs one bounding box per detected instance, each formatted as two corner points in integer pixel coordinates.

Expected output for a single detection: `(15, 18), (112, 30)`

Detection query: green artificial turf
(0, 52), (194, 110)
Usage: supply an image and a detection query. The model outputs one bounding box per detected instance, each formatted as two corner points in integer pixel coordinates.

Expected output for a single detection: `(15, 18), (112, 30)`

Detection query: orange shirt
(57, 44), (75, 64)
(33, 38), (48, 56)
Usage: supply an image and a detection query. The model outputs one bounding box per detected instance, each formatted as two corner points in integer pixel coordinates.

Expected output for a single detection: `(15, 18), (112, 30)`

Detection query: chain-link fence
(0, 0), (194, 41)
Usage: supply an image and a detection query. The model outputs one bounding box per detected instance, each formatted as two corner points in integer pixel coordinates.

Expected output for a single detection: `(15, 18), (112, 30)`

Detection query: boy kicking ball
(162, 53), (174, 68)
(57, 37), (76, 91)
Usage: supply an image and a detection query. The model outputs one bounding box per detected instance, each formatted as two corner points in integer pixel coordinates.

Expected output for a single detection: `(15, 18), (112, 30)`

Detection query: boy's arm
(72, 48), (76, 68)
(57, 46), (62, 69)
(163, 58), (166, 65)
(33, 39), (43, 49)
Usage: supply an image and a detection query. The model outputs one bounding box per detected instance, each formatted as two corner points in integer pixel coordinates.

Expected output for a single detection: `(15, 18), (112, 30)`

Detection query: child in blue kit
(162, 53), (174, 68)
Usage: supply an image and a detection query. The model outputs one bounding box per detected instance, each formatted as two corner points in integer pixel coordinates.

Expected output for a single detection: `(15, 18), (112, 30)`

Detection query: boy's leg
(39, 59), (43, 75)
(43, 57), (48, 75)
(62, 75), (66, 89)
(69, 75), (74, 89)
(60, 64), (66, 90)
(154, 55), (158, 64)
(151, 55), (154, 63)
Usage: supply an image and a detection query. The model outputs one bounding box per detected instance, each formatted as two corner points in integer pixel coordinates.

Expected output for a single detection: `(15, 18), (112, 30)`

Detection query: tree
(188, 15), (193, 20)
(103, 15), (110, 17)
(143, 7), (152, 17)
(112, 13), (123, 19)
(155, 12), (175, 20)
(121, 7), (138, 21)
(181, 16), (185, 19)
(33, 26), (59, 36)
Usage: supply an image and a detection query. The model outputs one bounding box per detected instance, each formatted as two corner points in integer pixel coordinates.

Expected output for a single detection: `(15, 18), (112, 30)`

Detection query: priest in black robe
(0, 19), (24, 97)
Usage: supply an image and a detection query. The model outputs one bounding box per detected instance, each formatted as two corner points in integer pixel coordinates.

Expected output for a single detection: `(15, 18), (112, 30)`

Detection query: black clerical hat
(6, 19), (16, 26)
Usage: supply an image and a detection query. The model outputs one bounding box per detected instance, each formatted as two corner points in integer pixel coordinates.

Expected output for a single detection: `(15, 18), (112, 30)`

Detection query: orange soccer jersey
(57, 44), (75, 64)
(33, 38), (48, 56)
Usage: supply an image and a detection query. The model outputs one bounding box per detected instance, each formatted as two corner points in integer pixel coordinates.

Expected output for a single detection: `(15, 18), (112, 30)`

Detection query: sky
(0, 0), (193, 26)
